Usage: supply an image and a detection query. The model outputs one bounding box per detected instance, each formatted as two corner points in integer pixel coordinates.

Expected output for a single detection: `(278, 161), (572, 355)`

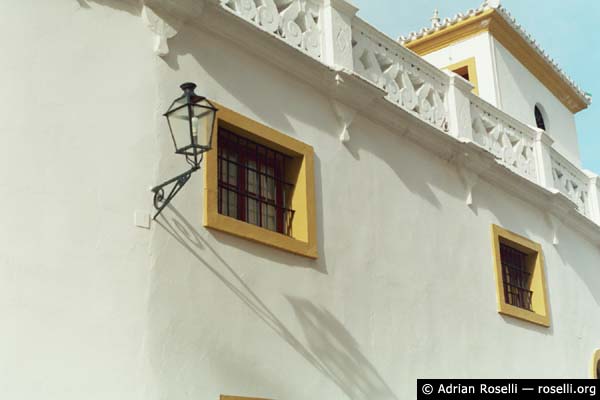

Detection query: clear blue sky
(352, 0), (599, 174)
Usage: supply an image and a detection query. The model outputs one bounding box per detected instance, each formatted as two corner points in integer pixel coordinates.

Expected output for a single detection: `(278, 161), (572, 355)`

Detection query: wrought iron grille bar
(217, 128), (295, 236)
(500, 243), (533, 311)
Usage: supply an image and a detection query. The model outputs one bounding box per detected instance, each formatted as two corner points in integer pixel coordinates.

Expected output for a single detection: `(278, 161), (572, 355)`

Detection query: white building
(2, 0), (599, 399)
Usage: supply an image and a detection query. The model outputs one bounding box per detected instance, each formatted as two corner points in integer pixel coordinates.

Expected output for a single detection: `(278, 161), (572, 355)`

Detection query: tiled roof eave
(399, 2), (591, 108)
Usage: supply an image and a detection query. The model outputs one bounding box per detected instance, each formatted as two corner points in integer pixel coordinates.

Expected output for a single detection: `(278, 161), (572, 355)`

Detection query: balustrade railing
(219, 0), (323, 60)
(351, 19), (450, 131)
(550, 149), (592, 217)
(215, 0), (599, 225)
(469, 95), (538, 183)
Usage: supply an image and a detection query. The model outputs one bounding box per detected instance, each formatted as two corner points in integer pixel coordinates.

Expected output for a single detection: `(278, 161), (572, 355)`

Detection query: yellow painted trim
(592, 349), (600, 379)
(405, 10), (588, 113)
(491, 224), (550, 327)
(406, 10), (495, 56)
(444, 57), (479, 95)
(221, 396), (271, 400)
(203, 104), (318, 259)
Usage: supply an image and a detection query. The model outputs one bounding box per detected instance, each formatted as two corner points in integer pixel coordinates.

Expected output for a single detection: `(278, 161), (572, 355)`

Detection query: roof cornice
(400, 3), (591, 114)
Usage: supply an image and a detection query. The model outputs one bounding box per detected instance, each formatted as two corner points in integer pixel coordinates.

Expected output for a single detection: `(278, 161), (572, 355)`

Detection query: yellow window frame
(445, 57), (479, 95)
(491, 224), (550, 327)
(203, 104), (318, 259)
(592, 349), (600, 379)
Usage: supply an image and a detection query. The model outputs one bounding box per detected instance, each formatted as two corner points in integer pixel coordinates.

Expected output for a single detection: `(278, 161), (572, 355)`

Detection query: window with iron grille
(500, 243), (533, 311)
(491, 225), (549, 327)
(217, 128), (295, 235)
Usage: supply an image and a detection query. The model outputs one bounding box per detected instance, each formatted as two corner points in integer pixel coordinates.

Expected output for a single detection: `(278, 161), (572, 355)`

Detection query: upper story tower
(400, 0), (592, 166)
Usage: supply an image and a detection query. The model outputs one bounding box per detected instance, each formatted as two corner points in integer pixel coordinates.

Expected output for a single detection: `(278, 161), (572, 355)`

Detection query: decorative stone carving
(458, 167), (480, 206)
(470, 102), (537, 182)
(220, 0), (323, 59)
(352, 24), (449, 130)
(551, 152), (590, 216)
(141, 5), (180, 56)
(331, 100), (356, 143)
(321, 0), (357, 69)
(546, 213), (561, 246)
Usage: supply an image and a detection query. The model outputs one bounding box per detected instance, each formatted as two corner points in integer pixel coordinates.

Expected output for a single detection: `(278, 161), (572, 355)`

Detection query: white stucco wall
(1, 2), (600, 400)
(422, 32), (499, 108)
(0, 1), (157, 398)
(492, 39), (582, 166)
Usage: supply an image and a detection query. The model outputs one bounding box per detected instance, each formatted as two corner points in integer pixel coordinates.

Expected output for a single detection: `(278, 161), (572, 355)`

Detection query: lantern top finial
(180, 82), (197, 92)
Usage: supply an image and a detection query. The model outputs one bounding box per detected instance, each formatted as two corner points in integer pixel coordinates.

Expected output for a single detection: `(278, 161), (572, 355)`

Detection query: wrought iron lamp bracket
(151, 165), (200, 219)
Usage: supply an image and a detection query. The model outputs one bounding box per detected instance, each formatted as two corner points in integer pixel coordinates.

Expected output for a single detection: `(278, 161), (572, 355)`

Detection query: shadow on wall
(76, 0), (141, 14)
(286, 297), (398, 400)
(156, 206), (398, 400)
(197, 154), (328, 275)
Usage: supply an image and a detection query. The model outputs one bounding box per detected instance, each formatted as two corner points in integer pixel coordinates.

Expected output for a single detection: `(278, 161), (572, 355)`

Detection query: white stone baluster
(445, 71), (474, 141)
(321, 0), (357, 70)
(533, 127), (555, 190)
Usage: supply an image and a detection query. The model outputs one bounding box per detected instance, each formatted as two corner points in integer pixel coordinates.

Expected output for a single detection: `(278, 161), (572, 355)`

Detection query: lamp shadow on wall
(156, 207), (398, 400)
(286, 296), (399, 400)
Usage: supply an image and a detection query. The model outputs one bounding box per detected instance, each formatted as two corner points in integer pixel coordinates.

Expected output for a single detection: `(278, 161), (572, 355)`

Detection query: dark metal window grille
(217, 127), (295, 236)
(596, 360), (600, 380)
(535, 105), (546, 130)
(500, 243), (533, 311)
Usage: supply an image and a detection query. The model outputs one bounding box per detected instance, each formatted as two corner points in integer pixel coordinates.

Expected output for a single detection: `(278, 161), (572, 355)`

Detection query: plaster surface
(1, 2), (599, 400)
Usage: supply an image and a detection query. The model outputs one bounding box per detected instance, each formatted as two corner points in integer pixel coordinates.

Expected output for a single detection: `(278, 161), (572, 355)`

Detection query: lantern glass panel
(191, 100), (216, 150)
(167, 101), (192, 153)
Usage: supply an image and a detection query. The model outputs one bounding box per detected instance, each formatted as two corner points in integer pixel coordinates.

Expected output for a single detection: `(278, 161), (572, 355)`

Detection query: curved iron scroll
(151, 166), (200, 219)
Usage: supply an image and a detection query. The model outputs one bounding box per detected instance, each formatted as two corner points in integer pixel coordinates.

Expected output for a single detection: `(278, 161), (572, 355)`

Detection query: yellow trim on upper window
(203, 104), (318, 259)
(592, 349), (600, 379)
(445, 57), (479, 95)
(491, 225), (550, 327)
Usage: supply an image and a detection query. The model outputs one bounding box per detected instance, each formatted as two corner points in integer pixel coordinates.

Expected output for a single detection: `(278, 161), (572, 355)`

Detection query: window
(218, 128), (294, 235)
(221, 396), (271, 400)
(593, 349), (600, 379)
(534, 104), (547, 130)
(491, 225), (550, 327)
(445, 57), (479, 95)
(204, 104), (317, 258)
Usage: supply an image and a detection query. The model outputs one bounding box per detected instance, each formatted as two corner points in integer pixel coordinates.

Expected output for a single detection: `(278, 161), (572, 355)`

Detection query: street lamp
(151, 82), (218, 219)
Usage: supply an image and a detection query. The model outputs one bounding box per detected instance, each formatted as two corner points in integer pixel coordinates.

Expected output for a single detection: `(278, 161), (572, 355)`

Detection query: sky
(351, 0), (600, 174)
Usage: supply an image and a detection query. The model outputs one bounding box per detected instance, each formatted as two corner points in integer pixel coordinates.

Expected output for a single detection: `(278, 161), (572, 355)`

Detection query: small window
(453, 65), (470, 82)
(204, 104), (317, 258)
(534, 104), (546, 130)
(500, 244), (533, 311)
(593, 349), (600, 379)
(445, 57), (479, 95)
(491, 225), (550, 327)
(218, 128), (294, 236)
